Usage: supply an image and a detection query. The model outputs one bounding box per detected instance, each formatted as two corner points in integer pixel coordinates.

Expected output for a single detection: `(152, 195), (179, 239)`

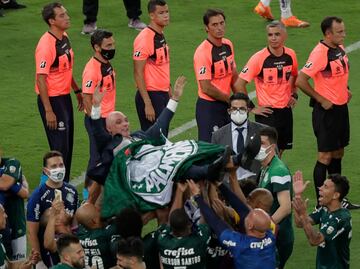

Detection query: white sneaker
(81, 22), (97, 35)
(128, 19), (146, 30)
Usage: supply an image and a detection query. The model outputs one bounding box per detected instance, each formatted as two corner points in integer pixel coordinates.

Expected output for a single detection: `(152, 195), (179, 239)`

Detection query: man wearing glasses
(212, 92), (266, 180)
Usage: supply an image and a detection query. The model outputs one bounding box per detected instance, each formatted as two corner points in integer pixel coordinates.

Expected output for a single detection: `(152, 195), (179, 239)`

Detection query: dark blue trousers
(196, 98), (230, 143)
(37, 94), (74, 182)
(135, 90), (170, 131)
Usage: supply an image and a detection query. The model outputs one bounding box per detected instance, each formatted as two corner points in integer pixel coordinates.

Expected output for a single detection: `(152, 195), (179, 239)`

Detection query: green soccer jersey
(1, 158), (26, 239)
(77, 223), (118, 269)
(309, 207), (352, 269)
(206, 232), (229, 269)
(1, 158), (22, 182)
(258, 156), (294, 243)
(50, 263), (76, 269)
(143, 230), (161, 269)
(157, 224), (211, 269)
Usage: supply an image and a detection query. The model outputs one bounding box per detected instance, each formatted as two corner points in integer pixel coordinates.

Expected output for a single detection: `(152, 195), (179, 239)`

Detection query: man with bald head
(244, 208), (272, 235)
(188, 180), (276, 269)
(76, 203), (118, 269)
(85, 76), (187, 204)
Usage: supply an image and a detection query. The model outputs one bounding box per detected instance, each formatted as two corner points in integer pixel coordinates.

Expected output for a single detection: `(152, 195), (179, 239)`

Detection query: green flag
(101, 139), (224, 218)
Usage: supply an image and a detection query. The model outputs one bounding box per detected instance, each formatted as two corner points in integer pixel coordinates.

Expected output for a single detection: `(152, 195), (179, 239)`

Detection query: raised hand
(172, 75), (187, 101)
(177, 182), (188, 193)
(293, 170), (310, 197)
(93, 83), (106, 107)
(187, 179), (200, 196)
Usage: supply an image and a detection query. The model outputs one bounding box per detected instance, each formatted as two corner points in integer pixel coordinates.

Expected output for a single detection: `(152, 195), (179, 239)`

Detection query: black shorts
(312, 102), (349, 152)
(255, 107), (293, 150)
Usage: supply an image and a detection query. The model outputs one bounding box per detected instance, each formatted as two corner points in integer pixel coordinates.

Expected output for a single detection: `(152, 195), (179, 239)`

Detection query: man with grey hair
(234, 21), (298, 157)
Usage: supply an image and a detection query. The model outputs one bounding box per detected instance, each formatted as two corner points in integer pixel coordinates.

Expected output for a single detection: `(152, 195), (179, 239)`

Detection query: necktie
(236, 127), (245, 155)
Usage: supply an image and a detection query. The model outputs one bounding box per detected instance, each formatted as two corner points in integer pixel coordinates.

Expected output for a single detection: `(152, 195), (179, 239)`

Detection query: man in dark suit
(212, 93), (266, 180)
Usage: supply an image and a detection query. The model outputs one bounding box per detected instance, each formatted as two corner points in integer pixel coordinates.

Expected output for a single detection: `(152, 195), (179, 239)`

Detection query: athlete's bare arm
(134, 59), (155, 122)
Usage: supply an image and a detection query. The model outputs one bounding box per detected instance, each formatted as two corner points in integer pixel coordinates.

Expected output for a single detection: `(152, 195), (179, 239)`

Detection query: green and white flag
(101, 139), (224, 218)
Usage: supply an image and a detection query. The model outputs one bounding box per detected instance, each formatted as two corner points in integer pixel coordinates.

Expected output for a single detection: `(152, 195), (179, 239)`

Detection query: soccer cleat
(341, 197), (360, 210)
(128, 19), (147, 31)
(281, 16), (310, 28)
(81, 22), (97, 35)
(254, 2), (274, 21)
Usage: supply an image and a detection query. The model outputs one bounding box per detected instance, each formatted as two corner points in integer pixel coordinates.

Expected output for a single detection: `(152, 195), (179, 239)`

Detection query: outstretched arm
(90, 84), (113, 151)
(218, 183), (250, 221)
(188, 180), (230, 237)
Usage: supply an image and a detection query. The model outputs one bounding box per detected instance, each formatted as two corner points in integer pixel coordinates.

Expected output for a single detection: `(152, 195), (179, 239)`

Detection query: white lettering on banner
(130, 140), (198, 195)
(222, 240), (236, 247)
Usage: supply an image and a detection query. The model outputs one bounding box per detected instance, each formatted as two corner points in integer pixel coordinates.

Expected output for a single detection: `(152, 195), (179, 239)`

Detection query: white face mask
(254, 145), (272, 161)
(47, 167), (65, 182)
(230, 110), (248, 125)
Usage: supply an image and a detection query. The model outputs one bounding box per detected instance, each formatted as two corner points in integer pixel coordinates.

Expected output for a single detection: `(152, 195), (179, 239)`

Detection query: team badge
(9, 166), (16, 173)
(40, 61), (46, 68)
(241, 67), (249, 73)
(304, 62), (313, 68)
(66, 192), (75, 204)
(58, 121), (66, 131)
(134, 51), (141, 57)
(199, 66), (206, 75)
(326, 226), (334, 234)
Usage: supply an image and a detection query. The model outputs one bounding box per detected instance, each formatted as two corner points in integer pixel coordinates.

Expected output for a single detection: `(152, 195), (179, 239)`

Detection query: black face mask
(101, 48), (115, 60)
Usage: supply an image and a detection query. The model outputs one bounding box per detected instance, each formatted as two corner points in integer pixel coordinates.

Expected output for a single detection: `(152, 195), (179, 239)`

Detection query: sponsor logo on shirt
(199, 66), (206, 75)
(241, 67), (249, 73)
(85, 80), (93, 88)
(222, 239), (236, 247)
(164, 248), (195, 258)
(34, 203), (40, 220)
(81, 238), (98, 247)
(40, 61), (46, 68)
(134, 51), (141, 57)
(304, 62), (313, 68)
(250, 237), (273, 249)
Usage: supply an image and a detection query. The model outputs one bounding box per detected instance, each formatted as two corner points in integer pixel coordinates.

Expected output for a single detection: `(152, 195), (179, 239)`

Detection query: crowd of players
(0, 0), (356, 268)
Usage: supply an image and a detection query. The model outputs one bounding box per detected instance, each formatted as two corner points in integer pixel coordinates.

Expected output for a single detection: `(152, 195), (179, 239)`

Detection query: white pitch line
(168, 119), (197, 138)
(345, 40), (360, 53)
(71, 40), (360, 187)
